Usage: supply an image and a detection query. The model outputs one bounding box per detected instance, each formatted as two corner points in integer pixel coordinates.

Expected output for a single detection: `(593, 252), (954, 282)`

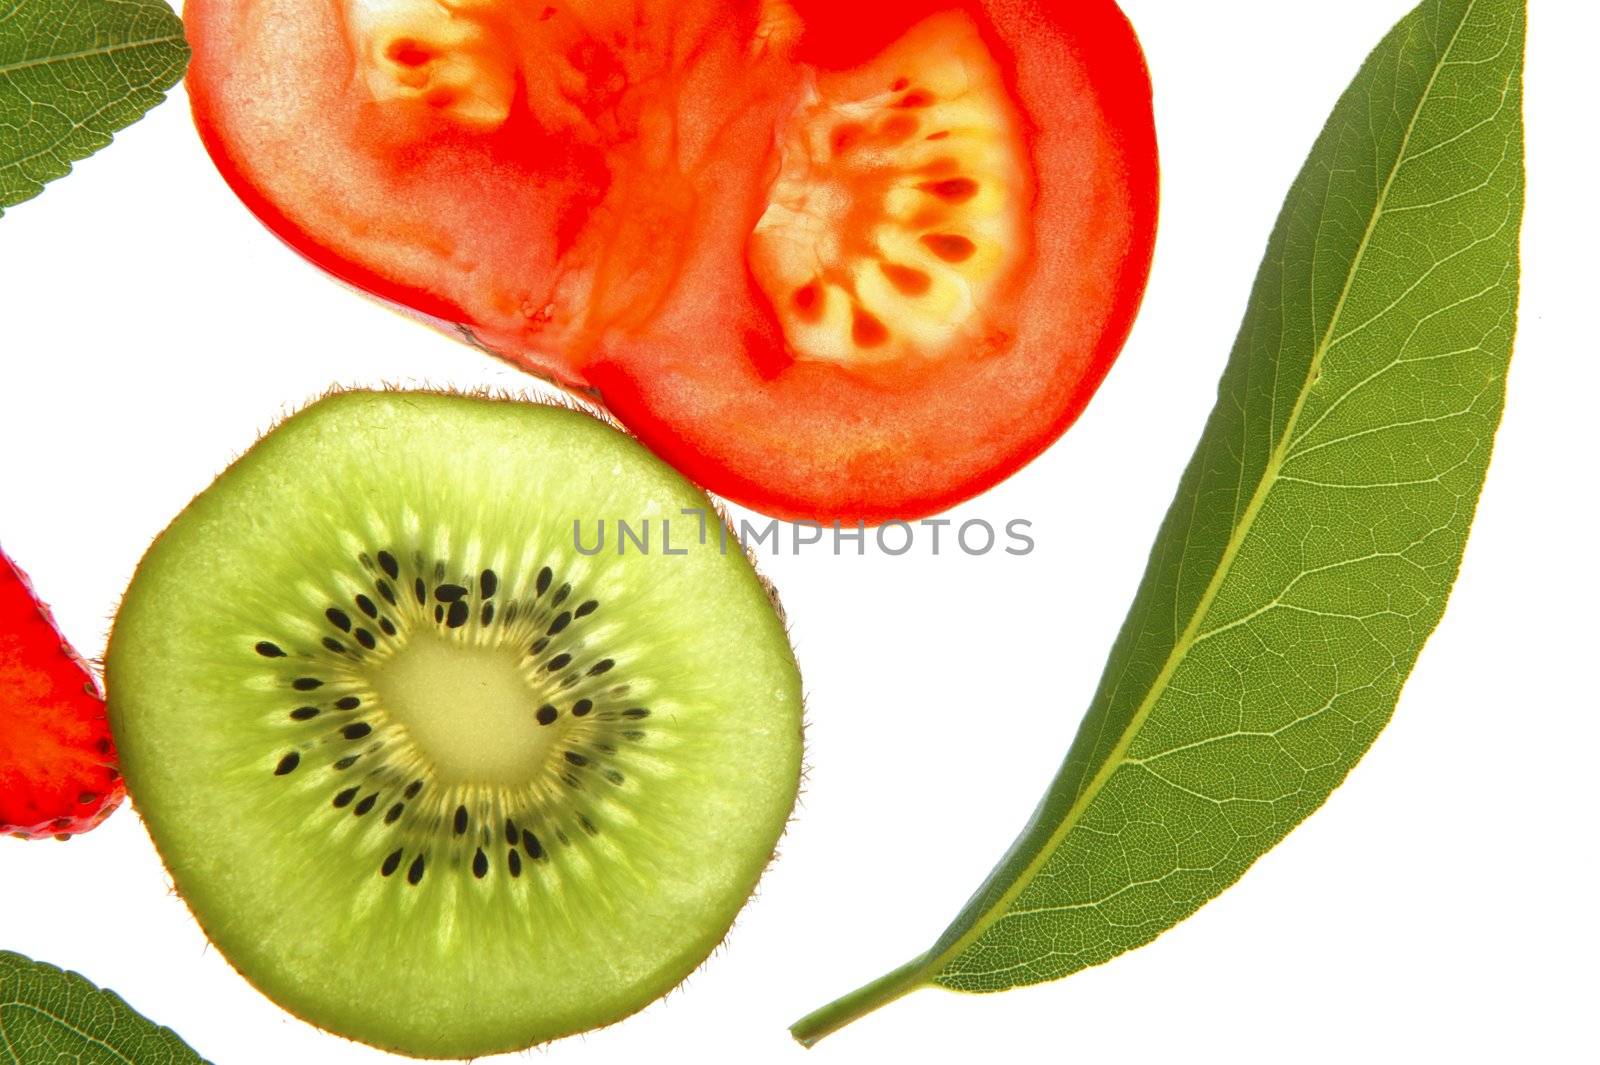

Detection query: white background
(1, 2), (1595, 1062)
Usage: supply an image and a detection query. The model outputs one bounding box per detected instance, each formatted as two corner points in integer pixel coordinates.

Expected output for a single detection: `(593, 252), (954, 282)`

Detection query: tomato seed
(880, 262), (932, 296)
(852, 309), (889, 347)
(921, 234), (976, 263)
(793, 282), (825, 321)
(920, 177), (979, 204)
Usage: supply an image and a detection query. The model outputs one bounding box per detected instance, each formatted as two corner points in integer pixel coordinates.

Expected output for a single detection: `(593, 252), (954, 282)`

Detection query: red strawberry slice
(1, 549), (123, 839)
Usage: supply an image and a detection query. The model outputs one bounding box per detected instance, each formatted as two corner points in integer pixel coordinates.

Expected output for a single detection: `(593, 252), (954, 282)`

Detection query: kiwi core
(372, 633), (547, 785)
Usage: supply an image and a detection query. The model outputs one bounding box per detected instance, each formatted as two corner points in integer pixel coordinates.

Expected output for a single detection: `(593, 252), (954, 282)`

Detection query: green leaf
(0, 0), (189, 219)
(0, 951), (207, 1062)
(792, 0), (1525, 1045)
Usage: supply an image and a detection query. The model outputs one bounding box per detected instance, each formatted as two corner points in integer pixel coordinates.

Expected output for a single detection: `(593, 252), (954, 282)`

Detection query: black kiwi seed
(343, 723), (372, 740)
(434, 605), (445, 624)
(385, 803), (404, 824)
(355, 594), (378, 618)
(473, 849), (488, 878)
(334, 755), (359, 771)
(522, 830), (543, 859)
(622, 707), (650, 719)
(294, 677), (323, 691)
(404, 780), (423, 799)
(436, 584), (468, 602)
(407, 855), (426, 885)
(480, 569), (497, 598)
(547, 653), (572, 671)
(588, 659), (615, 676)
(354, 794), (378, 816)
(291, 707), (319, 721)
(508, 849), (522, 877)
(535, 566), (552, 596)
(575, 599), (599, 618)
(414, 578), (427, 604)
(504, 818), (518, 846)
(530, 638), (550, 655)
(446, 600), (469, 628)
(356, 628), (377, 649)
(564, 751), (588, 767)
(572, 699), (593, 717)
(552, 583), (571, 606)
(256, 641), (286, 658)
(536, 705), (558, 726)
(376, 580), (397, 605)
(333, 787), (358, 808)
(323, 638), (347, 654)
(481, 603), (495, 626)
(454, 806), (468, 835)
(326, 608), (352, 632)
(379, 617), (397, 636)
(547, 612), (572, 635)
(336, 696), (360, 710)
(381, 849), (403, 877)
(274, 753), (300, 775)
(377, 550), (399, 579)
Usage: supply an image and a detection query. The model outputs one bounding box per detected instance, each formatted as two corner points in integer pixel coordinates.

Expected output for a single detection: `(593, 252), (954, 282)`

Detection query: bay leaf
(793, 0), (1525, 1044)
(0, 0), (188, 219)
(0, 950), (206, 1062)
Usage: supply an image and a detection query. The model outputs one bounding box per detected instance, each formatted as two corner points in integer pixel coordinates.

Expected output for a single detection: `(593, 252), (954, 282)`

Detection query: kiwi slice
(106, 391), (802, 1059)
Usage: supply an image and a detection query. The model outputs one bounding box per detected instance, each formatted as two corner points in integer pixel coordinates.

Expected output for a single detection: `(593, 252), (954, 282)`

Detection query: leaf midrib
(926, 0), (1477, 979)
(0, 1001), (140, 1064)
(0, 34), (184, 78)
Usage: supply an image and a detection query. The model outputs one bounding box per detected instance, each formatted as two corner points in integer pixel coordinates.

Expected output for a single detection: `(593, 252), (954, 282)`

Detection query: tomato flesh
(187, 0), (1158, 521)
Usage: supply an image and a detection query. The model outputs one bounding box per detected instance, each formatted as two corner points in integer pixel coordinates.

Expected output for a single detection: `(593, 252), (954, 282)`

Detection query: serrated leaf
(0, 0), (188, 219)
(793, 0), (1525, 1044)
(0, 950), (207, 1062)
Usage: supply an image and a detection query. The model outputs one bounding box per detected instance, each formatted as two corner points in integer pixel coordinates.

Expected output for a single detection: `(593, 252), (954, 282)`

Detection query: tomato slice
(187, 0), (1157, 521)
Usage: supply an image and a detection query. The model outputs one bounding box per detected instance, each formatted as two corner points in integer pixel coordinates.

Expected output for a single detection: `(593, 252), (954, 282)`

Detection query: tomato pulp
(187, 0), (1158, 521)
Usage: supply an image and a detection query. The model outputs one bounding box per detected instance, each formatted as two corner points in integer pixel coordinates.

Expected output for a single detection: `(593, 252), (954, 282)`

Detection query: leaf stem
(789, 954), (932, 1048)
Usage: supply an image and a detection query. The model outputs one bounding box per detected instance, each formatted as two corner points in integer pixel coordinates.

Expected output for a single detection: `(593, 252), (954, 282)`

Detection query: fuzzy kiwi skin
(106, 390), (804, 1058)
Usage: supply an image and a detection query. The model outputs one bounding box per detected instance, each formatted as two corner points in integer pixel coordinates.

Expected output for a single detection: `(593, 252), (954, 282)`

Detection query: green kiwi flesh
(106, 391), (803, 1058)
